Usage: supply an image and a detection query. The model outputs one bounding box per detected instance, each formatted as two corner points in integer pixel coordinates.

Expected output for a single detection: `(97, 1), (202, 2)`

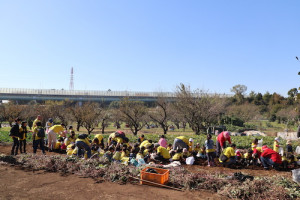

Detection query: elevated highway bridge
(0, 88), (232, 103)
(0, 88), (177, 103)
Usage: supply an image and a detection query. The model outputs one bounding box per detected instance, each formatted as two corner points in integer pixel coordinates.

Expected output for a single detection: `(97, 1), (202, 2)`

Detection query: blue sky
(0, 1), (299, 96)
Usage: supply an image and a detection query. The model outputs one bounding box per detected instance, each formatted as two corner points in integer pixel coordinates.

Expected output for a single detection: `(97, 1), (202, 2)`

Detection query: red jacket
(217, 132), (231, 148)
(261, 148), (282, 164)
(253, 148), (261, 157)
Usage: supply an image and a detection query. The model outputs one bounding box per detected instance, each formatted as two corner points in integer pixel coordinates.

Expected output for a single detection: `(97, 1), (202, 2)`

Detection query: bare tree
(69, 104), (85, 131)
(4, 103), (24, 126)
(175, 83), (225, 135)
(110, 108), (122, 129)
(119, 98), (147, 135)
(81, 102), (101, 134)
(0, 104), (6, 128)
(200, 93), (228, 129)
(174, 84), (206, 135)
(169, 103), (186, 130)
(99, 109), (111, 134)
(149, 96), (170, 134)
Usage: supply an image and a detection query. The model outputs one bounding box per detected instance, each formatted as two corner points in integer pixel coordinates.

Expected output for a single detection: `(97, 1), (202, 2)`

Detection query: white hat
(275, 137), (280, 142)
(189, 138), (193, 142)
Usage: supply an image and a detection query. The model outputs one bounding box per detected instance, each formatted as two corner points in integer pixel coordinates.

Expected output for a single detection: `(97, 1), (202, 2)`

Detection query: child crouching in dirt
(172, 149), (184, 162)
(219, 144), (237, 168)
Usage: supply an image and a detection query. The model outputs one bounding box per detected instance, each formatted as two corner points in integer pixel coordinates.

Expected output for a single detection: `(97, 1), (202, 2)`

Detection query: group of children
(9, 117), (300, 170)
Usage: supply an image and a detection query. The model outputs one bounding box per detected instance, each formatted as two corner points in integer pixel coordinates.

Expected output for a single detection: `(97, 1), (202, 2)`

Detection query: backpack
(37, 128), (45, 138)
(9, 124), (20, 137)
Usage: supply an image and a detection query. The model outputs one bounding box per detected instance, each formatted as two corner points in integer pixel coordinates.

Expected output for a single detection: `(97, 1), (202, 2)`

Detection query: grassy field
(1, 124), (299, 150)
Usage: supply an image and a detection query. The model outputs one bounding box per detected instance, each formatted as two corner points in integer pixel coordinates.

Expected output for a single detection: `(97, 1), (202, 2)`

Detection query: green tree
(230, 84), (247, 104)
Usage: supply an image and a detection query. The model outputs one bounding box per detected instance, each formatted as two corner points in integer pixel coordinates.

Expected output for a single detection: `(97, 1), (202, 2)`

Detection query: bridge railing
(0, 88), (233, 98)
(0, 88), (178, 97)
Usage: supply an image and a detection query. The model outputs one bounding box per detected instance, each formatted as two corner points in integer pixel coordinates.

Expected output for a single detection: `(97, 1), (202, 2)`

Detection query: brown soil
(188, 158), (296, 178)
(0, 144), (224, 200)
(1, 143), (297, 178)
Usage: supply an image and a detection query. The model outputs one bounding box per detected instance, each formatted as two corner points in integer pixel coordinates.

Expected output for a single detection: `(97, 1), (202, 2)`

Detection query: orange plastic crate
(140, 167), (169, 186)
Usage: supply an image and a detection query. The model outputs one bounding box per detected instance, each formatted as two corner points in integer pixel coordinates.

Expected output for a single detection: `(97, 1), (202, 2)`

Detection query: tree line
(1, 83), (299, 135)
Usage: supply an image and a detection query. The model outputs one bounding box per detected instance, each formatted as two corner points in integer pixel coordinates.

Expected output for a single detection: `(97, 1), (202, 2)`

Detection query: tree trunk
(76, 122), (81, 132)
(163, 128), (168, 134)
(133, 125), (138, 136)
(102, 125), (105, 134)
(175, 122), (180, 130)
(182, 122), (186, 131)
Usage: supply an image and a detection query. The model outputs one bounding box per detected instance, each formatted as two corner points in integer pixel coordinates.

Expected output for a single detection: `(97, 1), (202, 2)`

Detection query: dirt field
(0, 164), (227, 200)
(0, 144), (226, 200)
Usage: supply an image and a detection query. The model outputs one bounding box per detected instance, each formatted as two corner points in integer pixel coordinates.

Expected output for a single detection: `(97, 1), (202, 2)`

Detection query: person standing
(19, 121), (28, 154)
(32, 122), (46, 154)
(205, 134), (216, 167)
(45, 118), (53, 133)
(45, 118), (53, 146)
(32, 115), (42, 131)
(9, 118), (21, 155)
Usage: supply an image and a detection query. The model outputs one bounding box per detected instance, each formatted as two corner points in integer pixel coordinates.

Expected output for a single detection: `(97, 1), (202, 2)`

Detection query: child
(235, 150), (243, 164)
(273, 137), (280, 153)
(54, 139), (62, 151)
(91, 144), (100, 155)
(183, 148), (189, 158)
(252, 148), (262, 166)
(32, 122), (46, 154)
(251, 138), (258, 150)
(194, 143), (200, 152)
(19, 121), (28, 154)
(9, 118), (21, 155)
(129, 148), (137, 159)
(205, 134), (215, 167)
(136, 149), (144, 160)
(68, 125), (74, 134)
(188, 138), (194, 153)
(243, 149), (254, 166)
(198, 145), (207, 159)
(104, 146), (114, 161)
(64, 131), (76, 146)
(112, 146), (122, 161)
(286, 140), (293, 155)
(67, 144), (76, 156)
(138, 134), (145, 144)
(172, 149), (184, 162)
(167, 144), (172, 151)
(121, 146), (128, 159)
